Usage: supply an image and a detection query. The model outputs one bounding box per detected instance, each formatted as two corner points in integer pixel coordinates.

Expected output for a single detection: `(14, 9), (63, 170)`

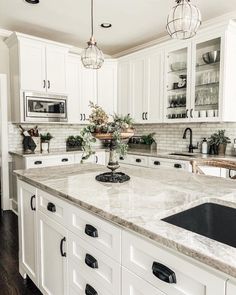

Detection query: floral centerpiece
(80, 102), (134, 183)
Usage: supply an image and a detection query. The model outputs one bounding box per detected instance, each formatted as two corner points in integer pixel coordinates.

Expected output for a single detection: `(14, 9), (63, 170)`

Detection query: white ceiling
(0, 0), (236, 55)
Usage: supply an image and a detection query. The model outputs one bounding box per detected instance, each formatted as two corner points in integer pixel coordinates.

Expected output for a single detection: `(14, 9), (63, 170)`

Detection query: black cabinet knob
(47, 202), (56, 213)
(85, 254), (98, 269)
(61, 158), (69, 162)
(174, 163), (182, 169)
(136, 159), (142, 163)
(154, 161), (161, 166)
(152, 262), (176, 284)
(85, 284), (98, 295)
(34, 161), (42, 165)
(85, 224), (98, 238)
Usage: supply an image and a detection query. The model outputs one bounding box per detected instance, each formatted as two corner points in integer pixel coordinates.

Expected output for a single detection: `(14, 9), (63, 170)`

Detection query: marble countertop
(14, 163), (236, 278)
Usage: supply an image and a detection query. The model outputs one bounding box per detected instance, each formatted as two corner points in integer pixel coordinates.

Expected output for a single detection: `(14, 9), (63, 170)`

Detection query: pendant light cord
(91, 0), (94, 38)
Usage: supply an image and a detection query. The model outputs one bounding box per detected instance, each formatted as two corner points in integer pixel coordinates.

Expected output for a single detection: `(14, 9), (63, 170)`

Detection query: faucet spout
(183, 128), (194, 153)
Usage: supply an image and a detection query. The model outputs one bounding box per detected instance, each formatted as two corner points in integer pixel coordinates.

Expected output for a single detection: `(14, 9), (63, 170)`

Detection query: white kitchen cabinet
(122, 267), (165, 295)
(38, 211), (68, 295)
(74, 151), (106, 165)
(118, 61), (132, 117)
(17, 180), (38, 285)
(226, 281), (236, 294)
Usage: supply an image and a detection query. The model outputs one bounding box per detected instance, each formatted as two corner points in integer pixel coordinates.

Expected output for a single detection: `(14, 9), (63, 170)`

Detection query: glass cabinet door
(193, 38), (221, 120)
(165, 46), (190, 121)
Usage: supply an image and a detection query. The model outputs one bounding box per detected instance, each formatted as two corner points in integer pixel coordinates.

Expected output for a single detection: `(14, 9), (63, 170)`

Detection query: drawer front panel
(69, 260), (113, 295)
(68, 232), (121, 294)
(125, 154), (149, 167)
(122, 267), (165, 295)
(148, 157), (190, 171)
(66, 204), (121, 262)
(26, 154), (74, 169)
(122, 231), (225, 295)
(38, 189), (66, 226)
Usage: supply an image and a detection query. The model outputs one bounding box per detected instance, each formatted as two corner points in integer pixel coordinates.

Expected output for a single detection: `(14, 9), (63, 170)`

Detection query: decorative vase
(41, 141), (50, 153)
(218, 143), (227, 156)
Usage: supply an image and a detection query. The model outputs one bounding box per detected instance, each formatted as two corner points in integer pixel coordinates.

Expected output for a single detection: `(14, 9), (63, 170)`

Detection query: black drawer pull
(47, 202), (56, 213)
(152, 262), (176, 284)
(174, 163), (182, 169)
(136, 159), (142, 163)
(85, 224), (98, 238)
(30, 195), (36, 211)
(61, 158), (69, 162)
(34, 161), (42, 165)
(85, 254), (98, 269)
(60, 237), (66, 257)
(85, 284), (98, 295)
(119, 156), (124, 160)
(154, 161), (161, 166)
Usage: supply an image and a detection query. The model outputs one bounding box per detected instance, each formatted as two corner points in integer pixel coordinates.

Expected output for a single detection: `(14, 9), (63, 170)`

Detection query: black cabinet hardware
(80, 114), (83, 121)
(85, 254), (98, 269)
(43, 80), (46, 88)
(174, 163), (182, 169)
(152, 262), (176, 284)
(48, 80), (51, 89)
(85, 284), (98, 295)
(61, 158), (69, 162)
(119, 156), (124, 160)
(142, 112), (144, 120)
(190, 108), (193, 118)
(136, 159), (142, 163)
(60, 237), (66, 257)
(34, 161), (42, 165)
(154, 161), (161, 166)
(47, 202), (56, 213)
(186, 109), (189, 118)
(83, 114), (86, 121)
(145, 112), (148, 120)
(95, 156), (98, 164)
(30, 195), (36, 211)
(85, 224), (98, 238)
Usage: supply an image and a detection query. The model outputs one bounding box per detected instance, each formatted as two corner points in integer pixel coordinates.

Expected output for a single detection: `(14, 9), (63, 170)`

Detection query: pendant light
(166, 0), (202, 40)
(81, 0), (104, 69)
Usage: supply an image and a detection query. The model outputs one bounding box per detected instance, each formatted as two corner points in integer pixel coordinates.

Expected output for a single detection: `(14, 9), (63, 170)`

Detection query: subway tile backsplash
(8, 122), (236, 155)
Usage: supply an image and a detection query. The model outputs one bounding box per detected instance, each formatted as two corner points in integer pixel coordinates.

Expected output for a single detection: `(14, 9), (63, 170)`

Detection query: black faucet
(183, 128), (198, 153)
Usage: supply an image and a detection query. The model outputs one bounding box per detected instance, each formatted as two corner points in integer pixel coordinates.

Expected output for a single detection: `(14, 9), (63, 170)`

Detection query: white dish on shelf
(170, 62), (187, 72)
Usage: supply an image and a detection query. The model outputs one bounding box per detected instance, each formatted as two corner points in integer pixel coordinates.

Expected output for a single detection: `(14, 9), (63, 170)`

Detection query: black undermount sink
(169, 153), (197, 157)
(162, 203), (236, 248)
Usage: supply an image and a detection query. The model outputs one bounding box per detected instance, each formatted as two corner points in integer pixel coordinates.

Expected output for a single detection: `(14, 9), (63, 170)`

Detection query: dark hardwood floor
(0, 210), (42, 295)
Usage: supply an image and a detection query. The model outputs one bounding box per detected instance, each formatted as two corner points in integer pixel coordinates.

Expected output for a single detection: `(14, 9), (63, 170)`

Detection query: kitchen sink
(162, 203), (236, 248)
(169, 153), (197, 158)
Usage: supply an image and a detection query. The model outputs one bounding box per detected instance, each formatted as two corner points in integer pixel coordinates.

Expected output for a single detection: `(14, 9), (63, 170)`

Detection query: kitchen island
(15, 164), (236, 295)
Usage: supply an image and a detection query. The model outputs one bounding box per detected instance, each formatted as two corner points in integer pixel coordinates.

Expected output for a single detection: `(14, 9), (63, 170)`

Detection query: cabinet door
(80, 66), (97, 123)
(38, 211), (68, 295)
(227, 281), (236, 294)
(146, 53), (163, 123)
(131, 58), (146, 123)
(118, 61), (132, 116)
(19, 39), (46, 92)
(46, 45), (67, 94)
(97, 61), (117, 116)
(18, 181), (38, 285)
(67, 55), (81, 123)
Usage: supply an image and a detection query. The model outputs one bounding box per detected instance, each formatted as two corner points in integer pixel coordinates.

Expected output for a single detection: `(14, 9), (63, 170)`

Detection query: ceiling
(0, 0), (236, 55)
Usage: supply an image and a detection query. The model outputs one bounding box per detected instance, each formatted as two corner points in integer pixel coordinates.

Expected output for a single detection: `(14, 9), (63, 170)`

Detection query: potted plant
(66, 135), (83, 151)
(80, 102), (134, 183)
(40, 133), (53, 153)
(209, 130), (231, 156)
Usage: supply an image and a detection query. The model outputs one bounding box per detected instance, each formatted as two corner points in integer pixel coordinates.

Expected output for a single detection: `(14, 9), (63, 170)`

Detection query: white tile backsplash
(8, 122), (236, 155)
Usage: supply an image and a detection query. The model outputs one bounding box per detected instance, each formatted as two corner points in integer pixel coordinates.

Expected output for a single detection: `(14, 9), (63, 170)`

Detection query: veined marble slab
(15, 164), (236, 278)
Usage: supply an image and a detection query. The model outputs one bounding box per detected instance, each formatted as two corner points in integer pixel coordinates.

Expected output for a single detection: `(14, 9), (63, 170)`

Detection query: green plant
(66, 135), (83, 147)
(209, 130), (231, 146)
(40, 133), (53, 142)
(141, 133), (156, 145)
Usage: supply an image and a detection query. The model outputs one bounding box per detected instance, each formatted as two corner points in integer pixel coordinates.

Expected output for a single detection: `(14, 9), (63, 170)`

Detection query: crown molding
(0, 28), (12, 38)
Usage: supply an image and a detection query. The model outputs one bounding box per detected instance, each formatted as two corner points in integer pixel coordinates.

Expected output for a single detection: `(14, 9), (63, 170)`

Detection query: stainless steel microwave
(24, 92), (68, 122)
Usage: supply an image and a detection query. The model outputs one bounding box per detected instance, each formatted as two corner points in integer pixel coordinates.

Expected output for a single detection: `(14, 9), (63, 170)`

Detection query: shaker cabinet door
(227, 281), (236, 295)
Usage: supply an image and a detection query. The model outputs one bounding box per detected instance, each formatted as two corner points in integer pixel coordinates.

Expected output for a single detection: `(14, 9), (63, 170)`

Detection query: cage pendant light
(166, 0), (202, 40)
(81, 0), (104, 69)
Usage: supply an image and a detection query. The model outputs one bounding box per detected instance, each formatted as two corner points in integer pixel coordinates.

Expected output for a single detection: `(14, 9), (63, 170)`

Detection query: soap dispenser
(201, 138), (208, 154)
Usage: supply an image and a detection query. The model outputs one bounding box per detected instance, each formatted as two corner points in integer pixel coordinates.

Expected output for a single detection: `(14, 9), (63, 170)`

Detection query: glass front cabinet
(164, 26), (236, 123)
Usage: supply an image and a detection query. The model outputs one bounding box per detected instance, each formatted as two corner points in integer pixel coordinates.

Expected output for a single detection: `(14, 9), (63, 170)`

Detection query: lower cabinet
(38, 211), (68, 295)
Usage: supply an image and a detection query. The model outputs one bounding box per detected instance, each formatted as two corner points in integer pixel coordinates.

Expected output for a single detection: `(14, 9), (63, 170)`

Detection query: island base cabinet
(18, 180), (38, 285)
(38, 211), (68, 295)
(122, 267), (165, 295)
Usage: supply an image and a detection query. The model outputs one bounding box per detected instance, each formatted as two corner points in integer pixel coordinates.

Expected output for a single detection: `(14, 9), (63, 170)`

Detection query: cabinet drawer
(122, 267), (165, 295)
(148, 157), (190, 171)
(69, 260), (114, 295)
(66, 204), (121, 262)
(68, 232), (121, 295)
(124, 154), (149, 167)
(37, 189), (67, 226)
(25, 154), (74, 169)
(74, 151), (106, 165)
(122, 231), (225, 295)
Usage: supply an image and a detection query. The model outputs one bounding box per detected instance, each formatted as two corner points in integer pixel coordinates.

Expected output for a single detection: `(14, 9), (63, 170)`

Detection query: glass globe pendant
(81, 0), (104, 69)
(166, 0), (202, 40)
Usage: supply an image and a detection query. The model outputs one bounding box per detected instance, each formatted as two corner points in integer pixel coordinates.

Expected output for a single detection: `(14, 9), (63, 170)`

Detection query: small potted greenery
(66, 135), (83, 151)
(209, 130), (231, 155)
(40, 133), (53, 153)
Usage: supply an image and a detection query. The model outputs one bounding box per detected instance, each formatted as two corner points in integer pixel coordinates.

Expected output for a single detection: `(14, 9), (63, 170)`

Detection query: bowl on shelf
(170, 62), (186, 72)
(202, 50), (220, 64)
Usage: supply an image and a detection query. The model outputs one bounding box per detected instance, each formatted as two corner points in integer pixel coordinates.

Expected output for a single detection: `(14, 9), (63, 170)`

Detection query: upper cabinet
(67, 54), (117, 124)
